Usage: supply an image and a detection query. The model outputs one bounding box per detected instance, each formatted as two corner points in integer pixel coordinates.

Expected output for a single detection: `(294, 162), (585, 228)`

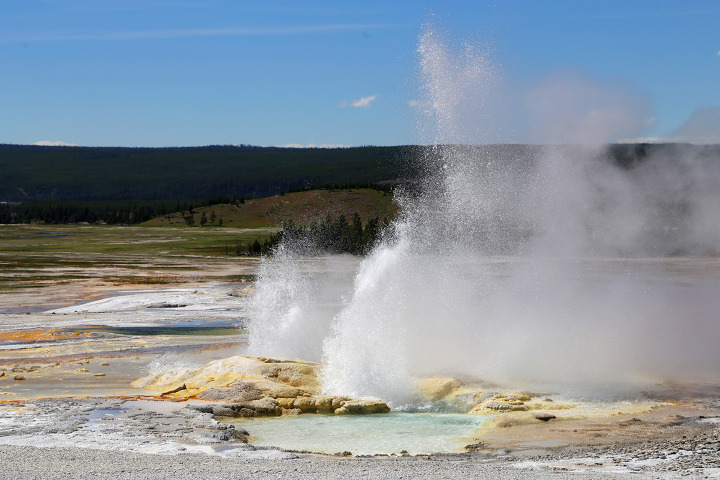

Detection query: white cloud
(33, 140), (78, 146)
(339, 95), (377, 108)
(407, 99), (421, 107)
(717, 50), (720, 56)
(352, 95), (377, 108)
(280, 143), (352, 149)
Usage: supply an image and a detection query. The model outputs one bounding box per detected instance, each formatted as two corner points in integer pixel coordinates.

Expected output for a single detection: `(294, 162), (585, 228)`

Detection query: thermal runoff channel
(247, 23), (720, 406)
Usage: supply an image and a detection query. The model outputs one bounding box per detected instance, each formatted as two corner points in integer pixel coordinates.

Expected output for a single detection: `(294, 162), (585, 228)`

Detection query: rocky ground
(2, 258), (720, 479)
(504, 417), (720, 477)
(0, 396), (295, 459)
(3, 366), (720, 478)
(0, 396), (719, 479)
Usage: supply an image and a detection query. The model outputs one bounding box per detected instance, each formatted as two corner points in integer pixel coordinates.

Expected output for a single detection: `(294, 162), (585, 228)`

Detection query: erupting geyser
(248, 23), (720, 405)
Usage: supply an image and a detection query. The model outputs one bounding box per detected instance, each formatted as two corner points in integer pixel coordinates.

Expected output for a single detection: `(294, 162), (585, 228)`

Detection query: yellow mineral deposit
(133, 355), (390, 417)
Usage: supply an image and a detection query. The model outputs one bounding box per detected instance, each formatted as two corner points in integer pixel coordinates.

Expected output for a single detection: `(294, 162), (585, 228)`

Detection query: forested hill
(0, 144), (416, 202)
(2, 142), (719, 204)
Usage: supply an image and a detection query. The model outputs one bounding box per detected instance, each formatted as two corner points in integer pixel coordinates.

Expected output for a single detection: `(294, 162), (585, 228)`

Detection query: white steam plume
(248, 23), (720, 404)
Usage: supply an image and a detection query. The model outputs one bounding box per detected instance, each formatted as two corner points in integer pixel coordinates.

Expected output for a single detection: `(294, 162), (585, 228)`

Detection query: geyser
(248, 24), (720, 404)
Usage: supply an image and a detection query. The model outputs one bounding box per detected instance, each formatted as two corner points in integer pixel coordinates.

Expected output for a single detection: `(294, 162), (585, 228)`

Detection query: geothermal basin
(2, 250), (719, 469)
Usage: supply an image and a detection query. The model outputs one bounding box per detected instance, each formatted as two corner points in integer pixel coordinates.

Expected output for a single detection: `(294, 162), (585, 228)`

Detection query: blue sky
(1, 0), (718, 147)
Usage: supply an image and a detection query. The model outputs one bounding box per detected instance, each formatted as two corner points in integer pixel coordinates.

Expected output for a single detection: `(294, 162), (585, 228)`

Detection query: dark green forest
(238, 214), (391, 256)
(0, 144), (414, 203)
(2, 142), (719, 226)
(0, 144), (417, 224)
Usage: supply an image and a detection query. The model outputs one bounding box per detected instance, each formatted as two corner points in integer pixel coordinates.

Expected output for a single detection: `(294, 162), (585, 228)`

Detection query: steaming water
(248, 23), (720, 405)
(247, 252), (361, 361)
(231, 413), (492, 456)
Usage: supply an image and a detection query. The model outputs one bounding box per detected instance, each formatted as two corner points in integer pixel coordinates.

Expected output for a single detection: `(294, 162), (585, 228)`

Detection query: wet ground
(2, 250), (720, 477)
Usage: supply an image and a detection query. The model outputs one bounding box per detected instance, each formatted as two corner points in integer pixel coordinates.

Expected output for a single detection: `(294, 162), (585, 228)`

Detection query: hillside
(3, 142), (719, 227)
(0, 144), (415, 202)
(141, 188), (398, 228)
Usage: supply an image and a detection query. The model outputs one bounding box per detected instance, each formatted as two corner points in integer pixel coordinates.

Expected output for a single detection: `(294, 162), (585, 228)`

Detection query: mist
(247, 23), (720, 403)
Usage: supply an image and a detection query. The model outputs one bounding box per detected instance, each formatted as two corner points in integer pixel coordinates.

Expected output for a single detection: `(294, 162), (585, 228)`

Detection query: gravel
(0, 445), (637, 480)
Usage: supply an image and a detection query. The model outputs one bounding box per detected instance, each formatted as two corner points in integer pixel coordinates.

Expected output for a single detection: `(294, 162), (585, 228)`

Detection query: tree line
(285, 182), (393, 195)
(235, 213), (391, 256)
(0, 201), (161, 225)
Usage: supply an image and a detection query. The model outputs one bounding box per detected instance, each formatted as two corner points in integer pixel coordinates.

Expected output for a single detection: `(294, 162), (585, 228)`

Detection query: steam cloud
(667, 107), (720, 144)
(248, 23), (720, 403)
(524, 70), (653, 145)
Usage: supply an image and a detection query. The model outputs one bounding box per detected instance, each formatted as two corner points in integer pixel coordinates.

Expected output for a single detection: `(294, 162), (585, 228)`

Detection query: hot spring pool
(226, 412), (493, 455)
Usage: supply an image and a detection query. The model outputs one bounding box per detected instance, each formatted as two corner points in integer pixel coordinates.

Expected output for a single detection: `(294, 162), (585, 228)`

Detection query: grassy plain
(0, 187), (397, 305)
(0, 224), (270, 302)
(0, 224), (277, 257)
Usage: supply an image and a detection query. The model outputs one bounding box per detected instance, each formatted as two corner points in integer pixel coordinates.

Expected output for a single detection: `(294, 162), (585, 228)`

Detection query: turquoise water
(229, 413), (492, 455)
